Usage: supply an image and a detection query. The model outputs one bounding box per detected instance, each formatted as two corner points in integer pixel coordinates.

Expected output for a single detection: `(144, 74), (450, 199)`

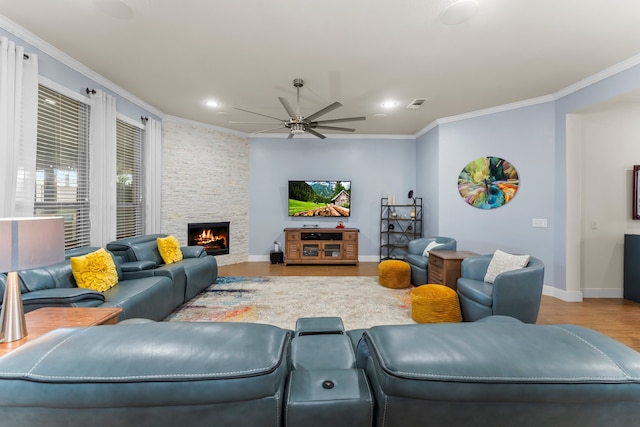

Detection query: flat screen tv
(288, 180), (351, 217)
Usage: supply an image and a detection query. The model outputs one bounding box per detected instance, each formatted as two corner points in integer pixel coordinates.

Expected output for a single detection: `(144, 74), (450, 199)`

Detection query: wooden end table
(0, 307), (123, 357)
(427, 250), (478, 290)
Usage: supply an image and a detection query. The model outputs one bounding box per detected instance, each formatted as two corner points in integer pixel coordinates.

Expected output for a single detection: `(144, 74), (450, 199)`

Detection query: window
(116, 119), (144, 238)
(35, 85), (90, 249)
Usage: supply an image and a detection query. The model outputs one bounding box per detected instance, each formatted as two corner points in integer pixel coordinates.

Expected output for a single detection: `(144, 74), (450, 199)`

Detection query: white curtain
(0, 37), (38, 217)
(89, 89), (117, 246)
(144, 118), (162, 234)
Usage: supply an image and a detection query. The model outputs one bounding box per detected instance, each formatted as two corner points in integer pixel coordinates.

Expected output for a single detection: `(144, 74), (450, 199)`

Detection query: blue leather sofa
(0, 322), (290, 426)
(0, 316), (639, 427)
(0, 237), (218, 321)
(355, 316), (640, 426)
(107, 233), (218, 304)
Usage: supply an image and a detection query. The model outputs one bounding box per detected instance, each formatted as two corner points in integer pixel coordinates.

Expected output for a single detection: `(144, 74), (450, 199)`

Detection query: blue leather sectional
(0, 234), (218, 321)
(0, 316), (639, 426)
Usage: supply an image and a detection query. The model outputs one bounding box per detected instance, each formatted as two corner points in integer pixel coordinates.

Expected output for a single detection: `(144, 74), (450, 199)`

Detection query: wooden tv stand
(284, 228), (359, 265)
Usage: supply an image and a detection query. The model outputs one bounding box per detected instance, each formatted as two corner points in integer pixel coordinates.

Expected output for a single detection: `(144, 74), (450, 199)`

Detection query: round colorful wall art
(458, 156), (519, 209)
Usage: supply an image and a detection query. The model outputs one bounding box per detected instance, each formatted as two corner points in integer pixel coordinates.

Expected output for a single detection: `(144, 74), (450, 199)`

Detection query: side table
(427, 250), (478, 291)
(0, 307), (123, 357)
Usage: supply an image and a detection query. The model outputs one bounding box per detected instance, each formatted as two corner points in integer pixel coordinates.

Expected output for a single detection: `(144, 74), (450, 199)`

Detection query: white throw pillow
(484, 249), (530, 283)
(422, 241), (443, 257)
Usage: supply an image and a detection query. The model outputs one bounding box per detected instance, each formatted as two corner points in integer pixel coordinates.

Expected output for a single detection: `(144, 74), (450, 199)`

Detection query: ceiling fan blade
(229, 121), (282, 124)
(314, 125), (356, 132)
(251, 126), (287, 135)
(306, 128), (327, 139)
(314, 116), (366, 125)
(235, 107), (285, 122)
(287, 132), (295, 139)
(305, 101), (342, 122)
(278, 97), (297, 119)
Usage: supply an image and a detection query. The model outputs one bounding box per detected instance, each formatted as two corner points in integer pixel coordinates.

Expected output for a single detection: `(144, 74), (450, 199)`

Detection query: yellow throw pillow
(70, 248), (119, 292)
(157, 235), (183, 264)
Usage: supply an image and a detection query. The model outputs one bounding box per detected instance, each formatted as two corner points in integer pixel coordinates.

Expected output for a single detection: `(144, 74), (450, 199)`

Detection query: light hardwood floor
(218, 261), (640, 351)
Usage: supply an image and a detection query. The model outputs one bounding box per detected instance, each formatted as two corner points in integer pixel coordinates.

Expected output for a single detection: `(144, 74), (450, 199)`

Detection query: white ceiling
(2, 0), (640, 137)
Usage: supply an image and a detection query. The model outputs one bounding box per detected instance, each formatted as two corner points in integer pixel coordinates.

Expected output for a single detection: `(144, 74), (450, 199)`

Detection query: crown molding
(553, 52), (640, 100)
(415, 53), (640, 138)
(414, 95), (555, 139)
(247, 132), (415, 140)
(0, 14), (164, 119)
(5, 13), (640, 142)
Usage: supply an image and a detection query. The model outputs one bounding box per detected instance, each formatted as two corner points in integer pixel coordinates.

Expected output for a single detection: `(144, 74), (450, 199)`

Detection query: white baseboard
(543, 285), (626, 301)
(581, 288), (624, 298)
(542, 285), (583, 302)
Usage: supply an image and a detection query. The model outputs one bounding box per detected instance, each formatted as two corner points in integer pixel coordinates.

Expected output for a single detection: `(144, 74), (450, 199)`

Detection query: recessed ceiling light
(381, 100), (398, 109)
(441, 0), (478, 25)
(373, 113), (387, 119)
(93, 0), (134, 20)
(205, 100), (219, 108)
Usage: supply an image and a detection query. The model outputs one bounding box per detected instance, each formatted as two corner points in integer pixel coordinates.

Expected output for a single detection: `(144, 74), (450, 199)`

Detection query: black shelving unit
(380, 197), (423, 261)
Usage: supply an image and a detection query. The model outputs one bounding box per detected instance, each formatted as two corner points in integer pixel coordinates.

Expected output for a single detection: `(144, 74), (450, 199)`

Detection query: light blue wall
(248, 136), (416, 259)
(433, 103), (556, 286)
(416, 127), (440, 237)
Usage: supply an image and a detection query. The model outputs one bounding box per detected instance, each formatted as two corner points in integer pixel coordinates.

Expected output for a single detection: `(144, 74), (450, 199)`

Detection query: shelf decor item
(458, 156), (519, 209)
(0, 217), (65, 342)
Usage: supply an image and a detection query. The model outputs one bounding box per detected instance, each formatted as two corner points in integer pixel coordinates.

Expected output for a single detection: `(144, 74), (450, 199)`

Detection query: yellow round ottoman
(410, 284), (462, 323)
(378, 260), (411, 289)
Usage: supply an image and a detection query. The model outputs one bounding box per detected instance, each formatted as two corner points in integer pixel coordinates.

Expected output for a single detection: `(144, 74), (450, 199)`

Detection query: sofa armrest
(181, 245), (206, 258)
(120, 261), (157, 272)
(491, 259), (545, 319)
(18, 288), (105, 312)
(460, 255), (493, 281)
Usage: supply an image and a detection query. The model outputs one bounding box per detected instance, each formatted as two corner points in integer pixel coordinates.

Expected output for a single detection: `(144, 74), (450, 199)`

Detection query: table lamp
(0, 217), (65, 343)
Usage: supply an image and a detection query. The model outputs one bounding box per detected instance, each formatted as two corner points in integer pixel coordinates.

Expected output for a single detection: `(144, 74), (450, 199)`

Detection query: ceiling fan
(232, 78), (366, 139)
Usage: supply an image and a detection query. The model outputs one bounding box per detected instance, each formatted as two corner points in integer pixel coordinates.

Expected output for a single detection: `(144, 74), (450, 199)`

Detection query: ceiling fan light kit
(234, 78), (366, 139)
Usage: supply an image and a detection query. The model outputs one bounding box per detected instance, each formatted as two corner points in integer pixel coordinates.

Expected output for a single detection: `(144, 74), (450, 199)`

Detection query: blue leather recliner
(406, 236), (457, 285)
(457, 254), (545, 323)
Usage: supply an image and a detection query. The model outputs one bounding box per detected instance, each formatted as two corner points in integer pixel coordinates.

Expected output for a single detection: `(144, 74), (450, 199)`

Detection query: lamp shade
(0, 217), (65, 272)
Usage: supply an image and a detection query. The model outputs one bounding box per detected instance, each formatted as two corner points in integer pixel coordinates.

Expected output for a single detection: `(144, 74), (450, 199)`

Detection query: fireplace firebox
(187, 222), (229, 256)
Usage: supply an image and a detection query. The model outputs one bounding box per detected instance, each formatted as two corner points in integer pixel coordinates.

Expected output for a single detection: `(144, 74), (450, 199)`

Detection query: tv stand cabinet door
(285, 230), (301, 263)
(343, 231), (358, 262)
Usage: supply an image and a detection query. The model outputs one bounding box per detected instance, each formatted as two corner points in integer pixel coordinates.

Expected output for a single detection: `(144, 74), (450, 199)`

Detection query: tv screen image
(288, 181), (351, 217)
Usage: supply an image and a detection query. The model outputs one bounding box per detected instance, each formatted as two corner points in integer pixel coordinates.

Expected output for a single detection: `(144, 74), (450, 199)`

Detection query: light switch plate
(532, 218), (548, 228)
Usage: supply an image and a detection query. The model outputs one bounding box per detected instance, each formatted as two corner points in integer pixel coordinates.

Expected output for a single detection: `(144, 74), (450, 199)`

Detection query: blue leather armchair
(456, 254), (545, 323)
(406, 237), (457, 285)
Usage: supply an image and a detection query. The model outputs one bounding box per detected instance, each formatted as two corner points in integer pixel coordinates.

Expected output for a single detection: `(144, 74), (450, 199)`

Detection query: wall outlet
(532, 218), (548, 228)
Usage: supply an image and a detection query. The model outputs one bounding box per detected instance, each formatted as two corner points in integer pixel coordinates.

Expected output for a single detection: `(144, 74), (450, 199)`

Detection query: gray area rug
(165, 276), (416, 330)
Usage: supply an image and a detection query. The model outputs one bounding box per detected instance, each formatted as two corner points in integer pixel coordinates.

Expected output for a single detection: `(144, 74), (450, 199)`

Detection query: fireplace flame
(194, 229), (227, 248)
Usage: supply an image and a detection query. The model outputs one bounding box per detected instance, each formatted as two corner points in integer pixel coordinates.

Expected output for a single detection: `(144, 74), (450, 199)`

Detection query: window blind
(35, 85), (91, 249)
(116, 119), (144, 238)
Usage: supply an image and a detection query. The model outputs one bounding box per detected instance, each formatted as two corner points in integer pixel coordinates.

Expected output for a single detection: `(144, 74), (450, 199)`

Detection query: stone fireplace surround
(161, 119), (249, 266)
